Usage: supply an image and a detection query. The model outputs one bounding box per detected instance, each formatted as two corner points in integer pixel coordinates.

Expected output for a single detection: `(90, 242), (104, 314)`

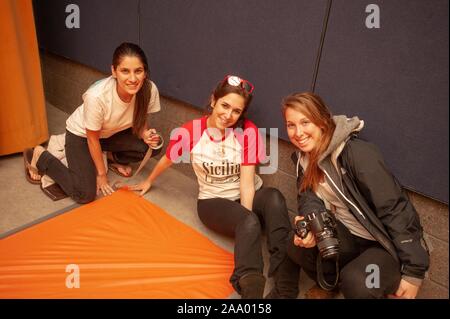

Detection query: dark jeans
(197, 187), (292, 293)
(36, 128), (161, 204)
(287, 220), (401, 298)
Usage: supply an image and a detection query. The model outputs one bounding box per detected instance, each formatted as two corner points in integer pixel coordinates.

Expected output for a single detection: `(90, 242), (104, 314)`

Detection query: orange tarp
(0, 190), (234, 298)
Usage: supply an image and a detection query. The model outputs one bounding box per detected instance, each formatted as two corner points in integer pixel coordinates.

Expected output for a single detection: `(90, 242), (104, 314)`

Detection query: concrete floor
(0, 102), (317, 299)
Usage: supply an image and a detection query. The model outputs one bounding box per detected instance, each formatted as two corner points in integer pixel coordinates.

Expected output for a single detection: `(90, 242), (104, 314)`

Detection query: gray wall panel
(140, 0), (327, 134)
(316, 0), (448, 202)
(32, 0), (448, 202)
(33, 0), (139, 73)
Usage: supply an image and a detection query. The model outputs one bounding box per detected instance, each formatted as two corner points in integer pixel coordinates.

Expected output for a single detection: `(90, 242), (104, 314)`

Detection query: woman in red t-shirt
(130, 75), (299, 299)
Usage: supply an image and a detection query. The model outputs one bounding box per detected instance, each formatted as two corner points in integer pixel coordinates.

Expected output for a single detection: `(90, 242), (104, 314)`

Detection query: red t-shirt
(166, 116), (265, 200)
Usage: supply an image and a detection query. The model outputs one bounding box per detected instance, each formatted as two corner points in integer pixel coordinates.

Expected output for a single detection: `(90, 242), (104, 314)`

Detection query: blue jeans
(36, 128), (161, 204)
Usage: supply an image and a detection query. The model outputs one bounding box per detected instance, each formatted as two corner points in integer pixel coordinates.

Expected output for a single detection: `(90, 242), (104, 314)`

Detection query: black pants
(36, 128), (161, 204)
(287, 220), (402, 298)
(197, 187), (292, 293)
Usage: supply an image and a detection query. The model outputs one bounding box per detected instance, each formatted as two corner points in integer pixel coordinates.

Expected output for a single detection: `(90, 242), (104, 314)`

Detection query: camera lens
(317, 237), (339, 260)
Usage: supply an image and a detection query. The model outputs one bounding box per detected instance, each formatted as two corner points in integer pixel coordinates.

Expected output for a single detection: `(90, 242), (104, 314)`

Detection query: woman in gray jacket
(283, 92), (429, 299)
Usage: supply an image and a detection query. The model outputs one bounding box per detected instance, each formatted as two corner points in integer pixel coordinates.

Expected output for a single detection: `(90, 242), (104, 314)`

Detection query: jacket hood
(318, 115), (364, 164)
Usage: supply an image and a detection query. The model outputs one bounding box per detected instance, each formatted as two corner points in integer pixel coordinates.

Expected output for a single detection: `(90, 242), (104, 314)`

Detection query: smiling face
(208, 93), (246, 132)
(111, 55), (146, 103)
(285, 107), (323, 153)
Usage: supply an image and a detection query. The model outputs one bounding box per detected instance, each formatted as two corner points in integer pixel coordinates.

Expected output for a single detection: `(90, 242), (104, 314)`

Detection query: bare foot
(29, 146), (45, 181)
(107, 152), (132, 177)
(109, 163), (132, 177)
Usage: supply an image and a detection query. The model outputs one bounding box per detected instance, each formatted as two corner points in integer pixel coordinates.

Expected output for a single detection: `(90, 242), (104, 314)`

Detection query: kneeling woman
(130, 75), (299, 299)
(25, 43), (162, 203)
(283, 92), (429, 299)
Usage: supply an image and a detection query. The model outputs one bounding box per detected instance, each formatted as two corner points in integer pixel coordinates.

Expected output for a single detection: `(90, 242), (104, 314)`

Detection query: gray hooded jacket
(293, 115), (430, 282)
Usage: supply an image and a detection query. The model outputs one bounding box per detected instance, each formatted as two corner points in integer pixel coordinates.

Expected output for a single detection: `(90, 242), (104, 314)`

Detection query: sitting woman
(129, 75), (299, 299)
(283, 92), (429, 299)
(25, 42), (162, 203)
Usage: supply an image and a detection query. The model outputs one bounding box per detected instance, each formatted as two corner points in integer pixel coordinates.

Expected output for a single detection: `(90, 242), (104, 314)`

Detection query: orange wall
(0, 0), (48, 155)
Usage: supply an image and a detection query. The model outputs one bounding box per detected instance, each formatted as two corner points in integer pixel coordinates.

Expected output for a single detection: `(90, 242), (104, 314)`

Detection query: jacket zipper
(296, 152), (301, 178)
(323, 169), (366, 220)
(296, 154), (401, 262)
(322, 167), (402, 263)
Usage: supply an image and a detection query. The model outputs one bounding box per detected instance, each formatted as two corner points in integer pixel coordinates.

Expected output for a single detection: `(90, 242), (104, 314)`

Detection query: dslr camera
(295, 210), (340, 260)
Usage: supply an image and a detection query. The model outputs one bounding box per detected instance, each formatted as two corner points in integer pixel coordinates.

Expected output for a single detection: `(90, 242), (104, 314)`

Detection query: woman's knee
(71, 185), (97, 204)
(237, 213), (261, 233)
(137, 141), (150, 154)
(260, 187), (286, 206)
(115, 139), (148, 157)
(339, 265), (378, 299)
(256, 188), (288, 220)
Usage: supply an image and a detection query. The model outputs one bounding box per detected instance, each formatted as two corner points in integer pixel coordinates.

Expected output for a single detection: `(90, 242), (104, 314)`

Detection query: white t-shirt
(66, 76), (161, 138)
(166, 116), (265, 200)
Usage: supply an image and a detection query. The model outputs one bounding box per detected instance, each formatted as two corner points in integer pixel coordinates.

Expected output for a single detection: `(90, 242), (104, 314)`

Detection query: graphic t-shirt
(166, 116), (265, 200)
(66, 76), (161, 138)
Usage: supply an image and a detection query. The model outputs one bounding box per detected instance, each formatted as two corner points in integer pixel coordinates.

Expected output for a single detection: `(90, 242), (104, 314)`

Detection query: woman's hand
(96, 174), (115, 196)
(392, 279), (420, 299)
(142, 128), (161, 148)
(293, 216), (317, 248)
(128, 180), (152, 196)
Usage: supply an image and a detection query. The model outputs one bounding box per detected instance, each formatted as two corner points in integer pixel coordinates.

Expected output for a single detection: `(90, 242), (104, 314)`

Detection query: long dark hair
(282, 92), (336, 192)
(112, 42), (151, 136)
(206, 76), (253, 129)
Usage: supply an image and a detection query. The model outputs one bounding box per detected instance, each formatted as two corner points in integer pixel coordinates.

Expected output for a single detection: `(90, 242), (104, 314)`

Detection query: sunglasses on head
(222, 75), (254, 94)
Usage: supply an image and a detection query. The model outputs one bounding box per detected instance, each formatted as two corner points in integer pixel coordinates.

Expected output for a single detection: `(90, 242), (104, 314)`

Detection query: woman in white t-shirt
(128, 75), (300, 299)
(25, 42), (162, 203)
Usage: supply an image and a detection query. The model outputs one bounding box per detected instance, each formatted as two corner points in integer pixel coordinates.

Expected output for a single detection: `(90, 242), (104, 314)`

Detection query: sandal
(41, 183), (68, 201)
(23, 148), (43, 184)
(107, 160), (133, 178)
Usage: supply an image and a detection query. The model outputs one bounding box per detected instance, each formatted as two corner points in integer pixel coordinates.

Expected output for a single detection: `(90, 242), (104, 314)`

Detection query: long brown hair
(112, 42), (151, 136)
(282, 92), (336, 192)
(206, 76), (253, 129)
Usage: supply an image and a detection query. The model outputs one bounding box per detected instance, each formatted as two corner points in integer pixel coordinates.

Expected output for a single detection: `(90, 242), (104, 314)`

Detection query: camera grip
(295, 219), (309, 239)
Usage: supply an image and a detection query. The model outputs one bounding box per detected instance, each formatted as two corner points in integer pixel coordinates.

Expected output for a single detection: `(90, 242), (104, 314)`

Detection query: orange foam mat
(0, 190), (234, 298)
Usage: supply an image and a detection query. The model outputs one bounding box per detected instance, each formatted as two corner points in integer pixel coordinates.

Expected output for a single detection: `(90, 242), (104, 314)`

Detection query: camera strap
(316, 255), (339, 291)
